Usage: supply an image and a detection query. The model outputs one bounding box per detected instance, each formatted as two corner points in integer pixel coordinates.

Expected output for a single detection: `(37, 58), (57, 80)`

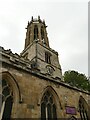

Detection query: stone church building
(0, 16), (90, 119)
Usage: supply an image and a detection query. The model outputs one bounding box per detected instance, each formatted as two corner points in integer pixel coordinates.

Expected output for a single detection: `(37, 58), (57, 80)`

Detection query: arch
(39, 86), (62, 119)
(0, 71), (21, 103)
(34, 25), (38, 40)
(0, 71), (22, 119)
(79, 96), (89, 120)
(41, 26), (46, 45)
(41, 26), (44, 40)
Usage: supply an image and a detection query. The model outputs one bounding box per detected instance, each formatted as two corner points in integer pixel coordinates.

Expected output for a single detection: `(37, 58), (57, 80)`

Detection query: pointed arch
(41, 26), (44, 40)
(0, 71), (22, 119)
(79, 96), (89, 120)
(34, 25), (38, 40)
(39, 86), (62, 119)
(0, 71), (21, 103)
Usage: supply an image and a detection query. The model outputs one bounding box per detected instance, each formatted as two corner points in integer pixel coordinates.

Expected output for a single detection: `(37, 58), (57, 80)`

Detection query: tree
(64, 70), (90, 92)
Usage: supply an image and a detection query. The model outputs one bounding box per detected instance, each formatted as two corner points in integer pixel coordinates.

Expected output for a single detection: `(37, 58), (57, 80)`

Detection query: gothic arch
(41, 26), (44, 40)
(34, 25), (38, 40)
(79, 96), (89, 120)
(0, 71), (21, 103)
(39, 86), (62, 118)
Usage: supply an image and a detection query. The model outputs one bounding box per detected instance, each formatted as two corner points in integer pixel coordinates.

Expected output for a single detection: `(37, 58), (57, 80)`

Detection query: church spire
(24, 16), (49, 49)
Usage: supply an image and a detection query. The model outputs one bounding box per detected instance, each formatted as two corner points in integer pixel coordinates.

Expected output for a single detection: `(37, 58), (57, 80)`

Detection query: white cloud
(0, 1), (88, 76)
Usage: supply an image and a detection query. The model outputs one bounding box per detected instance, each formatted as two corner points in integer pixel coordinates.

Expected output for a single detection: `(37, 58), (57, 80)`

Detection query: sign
(66, 106), (76, 115)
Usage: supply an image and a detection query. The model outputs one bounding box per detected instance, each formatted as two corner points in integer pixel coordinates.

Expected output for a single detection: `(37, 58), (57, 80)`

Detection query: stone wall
(1, 66), (90, 119)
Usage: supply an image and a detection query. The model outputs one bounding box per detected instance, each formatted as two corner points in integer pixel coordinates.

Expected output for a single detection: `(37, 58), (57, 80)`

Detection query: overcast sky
(0, 0), (88, 76)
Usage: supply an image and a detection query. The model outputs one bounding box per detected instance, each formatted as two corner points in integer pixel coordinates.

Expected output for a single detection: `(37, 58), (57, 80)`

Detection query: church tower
(21, 16), (62, 80)
(1, 16), (90, 119)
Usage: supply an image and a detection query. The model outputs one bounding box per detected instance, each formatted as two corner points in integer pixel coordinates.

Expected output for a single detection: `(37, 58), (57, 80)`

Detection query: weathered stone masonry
(0, 16), (90, 119)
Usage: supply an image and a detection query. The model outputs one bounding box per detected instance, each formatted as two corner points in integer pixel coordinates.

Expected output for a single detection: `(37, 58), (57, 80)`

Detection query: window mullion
(46, 106), (48, 120)
(0, 101), (5, 120)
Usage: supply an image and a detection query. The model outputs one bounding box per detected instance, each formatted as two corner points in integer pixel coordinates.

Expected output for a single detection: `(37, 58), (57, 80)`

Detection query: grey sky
(0, 0), (88, 76)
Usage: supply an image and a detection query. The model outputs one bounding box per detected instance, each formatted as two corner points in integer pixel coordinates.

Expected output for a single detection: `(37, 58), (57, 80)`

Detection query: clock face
(46, 65), (54, 75)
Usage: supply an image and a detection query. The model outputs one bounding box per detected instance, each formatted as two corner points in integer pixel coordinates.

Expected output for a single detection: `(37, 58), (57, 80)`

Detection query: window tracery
(79, 97), (88, 120)
(0, 79), (13, 119)
(41, 91), (57, 120)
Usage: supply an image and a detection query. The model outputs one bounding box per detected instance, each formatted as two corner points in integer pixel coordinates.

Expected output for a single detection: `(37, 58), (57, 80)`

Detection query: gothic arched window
(79, 97), (88, 120)
(0, 79), (13, 119)
(41, 91), (57, 120)
(41, 26), (44, 40)
(28, 30), (31, 45)
(41, 26), (46, 45)
(34, 25), (38, 40)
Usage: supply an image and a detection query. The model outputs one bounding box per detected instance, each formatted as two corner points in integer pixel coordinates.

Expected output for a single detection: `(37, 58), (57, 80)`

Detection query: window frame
(45, 52), (51, 64)
(41, 91), (57, 120)
(0, 79), (13, 119)
(34, 25), (38, 40)
(79, 97), (88, 120)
